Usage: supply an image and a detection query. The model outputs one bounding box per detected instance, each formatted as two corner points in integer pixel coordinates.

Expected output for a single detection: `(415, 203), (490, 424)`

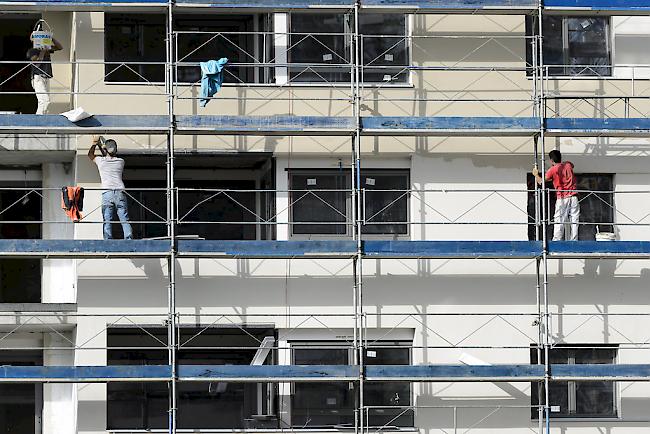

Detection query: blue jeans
(102, 190), (133, 240)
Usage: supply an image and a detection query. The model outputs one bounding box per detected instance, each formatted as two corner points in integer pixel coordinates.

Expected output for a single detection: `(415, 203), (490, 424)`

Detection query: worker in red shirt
(533, 150), (580, 241)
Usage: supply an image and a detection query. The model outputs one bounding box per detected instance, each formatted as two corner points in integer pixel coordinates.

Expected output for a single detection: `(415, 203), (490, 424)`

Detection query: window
(289, 13), (408, 83)
(526, 173), (613, 241)
(530, 344), (617, 419)
(0, 180), (41, 303)
(105, 14), (166, 83)
(291, 342), (412, 428)
(122, 154), (274, 240)
(289, 170), (409, 236)
(290, 171), (350, 235)
(105, 14), (272, 83)
(0, 14), (40, 113)
(107, 327), (277, 430)
(526, 16), (611, 76)
(0, 351), (42, 434)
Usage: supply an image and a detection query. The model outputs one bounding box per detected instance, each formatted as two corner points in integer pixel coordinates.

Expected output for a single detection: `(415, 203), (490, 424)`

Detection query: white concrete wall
(66, 152), (650, 433)
(42, 162), (76, 303)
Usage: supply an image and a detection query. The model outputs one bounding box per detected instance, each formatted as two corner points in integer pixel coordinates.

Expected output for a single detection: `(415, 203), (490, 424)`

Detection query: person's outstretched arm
(88, 135), (106, 161)
(532, 167), (544, 185)
(51, 38), (63, 52)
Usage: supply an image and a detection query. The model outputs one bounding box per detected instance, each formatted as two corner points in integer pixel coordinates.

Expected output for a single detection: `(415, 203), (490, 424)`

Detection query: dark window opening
(289, 13), (408, 83)
(526, 16), (611, 77)
(290, 170), (409, 236)
(290, 171), (350, 235)
(107, 327), (277, 430)
(105, 13), (272, 84)
(0, 350), (43, 434)
(291, 343), (412, 428)
(122, 154), (275, 240)
(0, 179), (41, 303)
(526, 173), (613, 241)
(530, 344), (617, 419)
(0, 14), (40, 113)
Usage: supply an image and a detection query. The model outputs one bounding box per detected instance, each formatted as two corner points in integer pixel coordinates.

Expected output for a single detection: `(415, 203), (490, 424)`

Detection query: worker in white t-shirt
(88, 135), (133, 240)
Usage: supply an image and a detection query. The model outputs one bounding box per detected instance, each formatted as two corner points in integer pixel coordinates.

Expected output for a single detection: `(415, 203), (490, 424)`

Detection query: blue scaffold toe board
(552, 364), (650, 381)
(363, 241), (543, 259)
(0, 365), (171, 383)
(0, 239), (171, 258)
(179, 365), (360, 381)
(175, 115), (355, 135)
(366, 364), (545, 381)
(546, 118), (650, 137)
(362, 0), (537, 12)
(548, 241), (650, 258)
(544, 0), (650, 13)
(177, 240), (358, 258)
(0, 114), (169, 135)
(362, 116), (540, 136)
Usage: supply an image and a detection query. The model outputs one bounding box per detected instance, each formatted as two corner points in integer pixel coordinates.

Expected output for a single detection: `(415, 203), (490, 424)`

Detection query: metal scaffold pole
(537, 3), (551, 434)
(531, 26), (544, 434)
(352, 2), (364, 434)
(166, 1), (178, 434)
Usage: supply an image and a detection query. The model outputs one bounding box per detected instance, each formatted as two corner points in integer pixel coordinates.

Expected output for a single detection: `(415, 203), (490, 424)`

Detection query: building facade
(1, 1), (650, 433)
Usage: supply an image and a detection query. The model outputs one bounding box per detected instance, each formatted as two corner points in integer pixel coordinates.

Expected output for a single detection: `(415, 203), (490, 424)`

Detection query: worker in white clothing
(26, 37), (62, 115)
(88, 135), (133, 240)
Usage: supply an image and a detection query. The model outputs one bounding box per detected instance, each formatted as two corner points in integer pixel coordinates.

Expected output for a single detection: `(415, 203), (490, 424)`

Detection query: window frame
(288, 169), (410, 239)
(107, 326), (278, 431)
(289, 340), (414, 429)
(530, 344), (619, 420)
(105, 12), (411, 87)
(286, 12), (411, 86)
(104, 12), (273, 85)
(526, 15), (612, 78)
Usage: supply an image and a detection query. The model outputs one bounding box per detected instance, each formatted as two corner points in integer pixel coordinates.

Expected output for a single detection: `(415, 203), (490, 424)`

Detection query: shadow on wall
(77, 263), (650, 309)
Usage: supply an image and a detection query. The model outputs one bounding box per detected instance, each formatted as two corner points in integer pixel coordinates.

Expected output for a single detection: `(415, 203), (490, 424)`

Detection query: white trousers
(31, 75), (50, 115)
(553, 195), (580, 241)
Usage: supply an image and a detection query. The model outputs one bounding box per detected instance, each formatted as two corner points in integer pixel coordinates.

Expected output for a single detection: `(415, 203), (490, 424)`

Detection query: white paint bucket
(31, 21), (53, 49)
(596, 232), (616, 241)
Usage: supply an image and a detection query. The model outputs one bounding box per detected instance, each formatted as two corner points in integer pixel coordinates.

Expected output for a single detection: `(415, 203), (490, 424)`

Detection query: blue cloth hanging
(199, 58), (228, 107)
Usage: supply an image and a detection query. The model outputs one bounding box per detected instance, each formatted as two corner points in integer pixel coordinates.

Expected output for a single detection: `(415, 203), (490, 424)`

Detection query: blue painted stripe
(363, 241), (543, 258)
(177, 240), (357, 258)
(549, 241), (650, 257)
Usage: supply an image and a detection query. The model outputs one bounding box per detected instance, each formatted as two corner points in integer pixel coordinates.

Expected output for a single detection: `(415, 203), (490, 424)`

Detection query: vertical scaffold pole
(537, 3), (551, 434)
(166, 2), (177, 434)
(532, 31), (544, 434)
(352, 2), (364, 434)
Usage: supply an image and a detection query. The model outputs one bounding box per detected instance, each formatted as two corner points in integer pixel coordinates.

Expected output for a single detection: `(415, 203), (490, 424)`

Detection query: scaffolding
(2, 1), (650, 434)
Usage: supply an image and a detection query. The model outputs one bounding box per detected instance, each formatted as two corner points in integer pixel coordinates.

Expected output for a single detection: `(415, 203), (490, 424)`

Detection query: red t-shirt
(545, 162), (577, 198)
